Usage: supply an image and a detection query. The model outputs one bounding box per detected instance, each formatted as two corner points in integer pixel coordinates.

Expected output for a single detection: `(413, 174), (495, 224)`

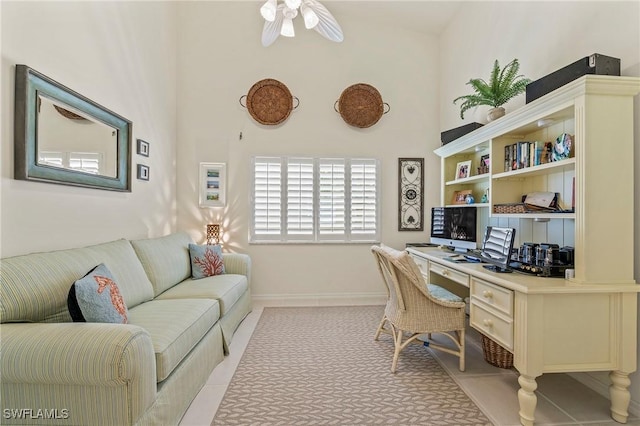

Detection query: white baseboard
(252, 292), (387, 308)
(569, 372), (640, 418)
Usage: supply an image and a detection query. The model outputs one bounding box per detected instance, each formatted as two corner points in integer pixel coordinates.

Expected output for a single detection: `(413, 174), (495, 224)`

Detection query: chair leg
(374, 315), (388, 341)
(391, 328), (403, 373)
(458, 328), (466, 372)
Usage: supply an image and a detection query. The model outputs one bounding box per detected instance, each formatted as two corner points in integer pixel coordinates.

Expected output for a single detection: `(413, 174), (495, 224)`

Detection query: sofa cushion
(1, 239), (154, 323)
(127, 299), (219, 382)
(131, 232), (193, 296)
(189, 244), (225, 279)
(68, 264), (129, 323)
(154, 274), (248, 316)
(83, 240), (155, 309)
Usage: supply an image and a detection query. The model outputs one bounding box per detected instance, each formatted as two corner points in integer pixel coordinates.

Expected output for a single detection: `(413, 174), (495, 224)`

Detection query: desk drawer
(409, 253), (429, 276)
(470, 302), (513, 351)
(471, 278), (513, 317)
(429, 262), (469, 287)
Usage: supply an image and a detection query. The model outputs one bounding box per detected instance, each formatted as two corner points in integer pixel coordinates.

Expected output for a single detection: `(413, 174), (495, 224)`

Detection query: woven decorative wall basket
(334, 83), (390, 128)
(54, 105), (86, 120)
(240, 79), (299, 125)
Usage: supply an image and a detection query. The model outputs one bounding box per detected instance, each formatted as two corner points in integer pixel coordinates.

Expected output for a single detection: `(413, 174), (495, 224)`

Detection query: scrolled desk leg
(609, 370), (631, 423)
(517, 374), (538, 426)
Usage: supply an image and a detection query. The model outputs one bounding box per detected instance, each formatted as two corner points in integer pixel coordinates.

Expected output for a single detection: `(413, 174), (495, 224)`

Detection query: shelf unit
(435, 75), (640, 284)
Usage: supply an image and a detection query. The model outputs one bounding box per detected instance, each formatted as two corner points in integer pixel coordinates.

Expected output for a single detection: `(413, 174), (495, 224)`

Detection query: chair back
(372, 245), (427, 312)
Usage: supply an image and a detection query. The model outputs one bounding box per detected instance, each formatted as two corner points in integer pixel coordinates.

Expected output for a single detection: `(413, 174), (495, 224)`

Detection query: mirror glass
(37, 95), (118, 177)
(14, 65), (131, 191)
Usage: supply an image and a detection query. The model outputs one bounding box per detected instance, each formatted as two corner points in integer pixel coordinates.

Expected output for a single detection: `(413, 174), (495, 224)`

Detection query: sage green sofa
(0, 232), (251, 425)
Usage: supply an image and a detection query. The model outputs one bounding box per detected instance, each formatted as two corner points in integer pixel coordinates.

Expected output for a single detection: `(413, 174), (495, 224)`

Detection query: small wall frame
(398, 158), (424, 231)
(199, 162), (226, 207)
(137, 164), (149, 181)
(136, 139), (149, 157)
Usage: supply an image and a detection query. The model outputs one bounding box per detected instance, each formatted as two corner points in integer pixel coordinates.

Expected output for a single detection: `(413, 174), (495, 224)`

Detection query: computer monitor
(430, 206), (478, 253)
(480, 226), (516, 273)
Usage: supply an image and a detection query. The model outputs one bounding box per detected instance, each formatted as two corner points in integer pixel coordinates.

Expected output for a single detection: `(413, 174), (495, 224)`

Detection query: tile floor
(180, 306), (640, 426)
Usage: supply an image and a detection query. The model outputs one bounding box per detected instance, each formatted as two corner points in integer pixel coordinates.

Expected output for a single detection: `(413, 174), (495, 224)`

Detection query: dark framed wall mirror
(14, 65), (132, 191)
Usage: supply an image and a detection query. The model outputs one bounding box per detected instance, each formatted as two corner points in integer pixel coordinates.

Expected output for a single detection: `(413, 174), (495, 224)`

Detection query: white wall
(175, 1), (440, 304)
(438, 0), (640, 412)
(0, 1), (178, 257)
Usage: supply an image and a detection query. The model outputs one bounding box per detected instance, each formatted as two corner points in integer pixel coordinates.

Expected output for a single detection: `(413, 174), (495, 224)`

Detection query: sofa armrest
(1, 322), (156, 386)
(223, 253), (252, 285)
(1, 322), (157, 424)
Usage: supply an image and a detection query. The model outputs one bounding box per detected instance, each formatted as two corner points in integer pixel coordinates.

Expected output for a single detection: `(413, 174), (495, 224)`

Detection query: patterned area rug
(212, 306), (491, 425)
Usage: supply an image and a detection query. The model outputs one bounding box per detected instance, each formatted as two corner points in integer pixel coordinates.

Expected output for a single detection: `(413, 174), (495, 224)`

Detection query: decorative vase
(487, 107), (505, 122)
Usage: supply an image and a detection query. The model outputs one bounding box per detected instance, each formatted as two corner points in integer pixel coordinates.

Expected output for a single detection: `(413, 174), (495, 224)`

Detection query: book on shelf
(503, 140), (558, 172)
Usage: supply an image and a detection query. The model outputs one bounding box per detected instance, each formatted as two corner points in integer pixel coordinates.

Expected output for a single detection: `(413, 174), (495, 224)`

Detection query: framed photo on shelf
(452, 189), (472, 205)
(455, 160), (471, 180)
(199, 162), (226, 208)
(478, 154), (490, 174)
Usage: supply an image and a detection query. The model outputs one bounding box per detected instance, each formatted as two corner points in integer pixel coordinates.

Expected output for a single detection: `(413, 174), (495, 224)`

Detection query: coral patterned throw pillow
(189, 244), (225, 279)
(68, 263), (128, 323)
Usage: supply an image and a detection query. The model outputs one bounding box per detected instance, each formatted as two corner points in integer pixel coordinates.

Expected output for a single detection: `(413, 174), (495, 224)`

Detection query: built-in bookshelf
(435, 75), (640, 284)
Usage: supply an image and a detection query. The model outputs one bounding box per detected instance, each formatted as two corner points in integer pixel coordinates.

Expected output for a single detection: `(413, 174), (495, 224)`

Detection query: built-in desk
(406, 246), (639, 426)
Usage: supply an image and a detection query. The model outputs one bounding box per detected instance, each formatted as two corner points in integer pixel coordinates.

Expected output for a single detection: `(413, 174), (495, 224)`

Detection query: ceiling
(309, 1), (464, 36)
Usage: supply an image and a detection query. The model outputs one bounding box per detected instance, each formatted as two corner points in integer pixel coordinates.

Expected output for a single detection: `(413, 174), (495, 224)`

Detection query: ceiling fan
(260, 0), (344, 47)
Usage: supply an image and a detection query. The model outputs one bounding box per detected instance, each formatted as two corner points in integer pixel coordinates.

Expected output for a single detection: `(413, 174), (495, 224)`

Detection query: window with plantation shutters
(250, 157), (380, 243)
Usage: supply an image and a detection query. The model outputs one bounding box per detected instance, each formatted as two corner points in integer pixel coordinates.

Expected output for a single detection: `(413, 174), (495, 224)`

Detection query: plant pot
(487, 107), (505, 122)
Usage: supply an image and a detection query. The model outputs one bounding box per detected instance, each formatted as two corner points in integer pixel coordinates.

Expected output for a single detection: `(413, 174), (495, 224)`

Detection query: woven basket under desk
(481, 334), (514, 369)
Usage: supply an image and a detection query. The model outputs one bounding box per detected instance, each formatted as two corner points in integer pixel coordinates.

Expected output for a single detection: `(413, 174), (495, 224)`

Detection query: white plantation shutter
(318, 159), (346, 239)
(69, 152), (101, 175)
(286, 159), (314, 237)
(39, 151), (64, 168)
(252, 158), (282, 240)
(350, 159), (379, 240)
(250, 156), (379, 243)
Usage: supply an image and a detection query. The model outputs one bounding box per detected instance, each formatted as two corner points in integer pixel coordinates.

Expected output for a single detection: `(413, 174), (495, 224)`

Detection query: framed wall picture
(136, 139), (149, 157)
(199, 162), (226, 207)
(455, 160), (471, 180)
(398, 158), (424, 231)
(137, 164), (149, 181)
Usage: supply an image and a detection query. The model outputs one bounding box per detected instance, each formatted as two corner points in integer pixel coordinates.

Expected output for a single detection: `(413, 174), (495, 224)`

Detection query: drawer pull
(442, 270), (449, 276)
(483, 290), (493, 298)
(483, 319), (493, 328)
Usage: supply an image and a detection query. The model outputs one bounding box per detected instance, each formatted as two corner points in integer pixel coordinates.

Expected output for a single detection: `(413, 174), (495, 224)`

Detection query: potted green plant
(453, 58), (531, 121)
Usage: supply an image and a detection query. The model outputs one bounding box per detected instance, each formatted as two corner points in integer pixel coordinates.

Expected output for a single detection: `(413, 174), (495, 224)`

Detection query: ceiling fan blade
(262, 4), (285, 46)
(304, 0), (344, 42)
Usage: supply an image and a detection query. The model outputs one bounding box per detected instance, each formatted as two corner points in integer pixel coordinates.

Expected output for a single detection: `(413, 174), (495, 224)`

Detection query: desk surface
(406, 247), (639, 295)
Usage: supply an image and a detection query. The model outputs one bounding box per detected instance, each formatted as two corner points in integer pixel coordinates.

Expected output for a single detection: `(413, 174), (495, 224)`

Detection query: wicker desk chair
(372, 244), (466, 372)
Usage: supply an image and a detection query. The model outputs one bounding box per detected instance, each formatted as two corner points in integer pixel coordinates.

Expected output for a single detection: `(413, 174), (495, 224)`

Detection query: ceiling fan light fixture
(260, 0), (277, 22)
(281, 17), (295, 37)
(284, 0), (302, 9)
(260, 0), (343, 45)
(300, 3), (319, 29)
